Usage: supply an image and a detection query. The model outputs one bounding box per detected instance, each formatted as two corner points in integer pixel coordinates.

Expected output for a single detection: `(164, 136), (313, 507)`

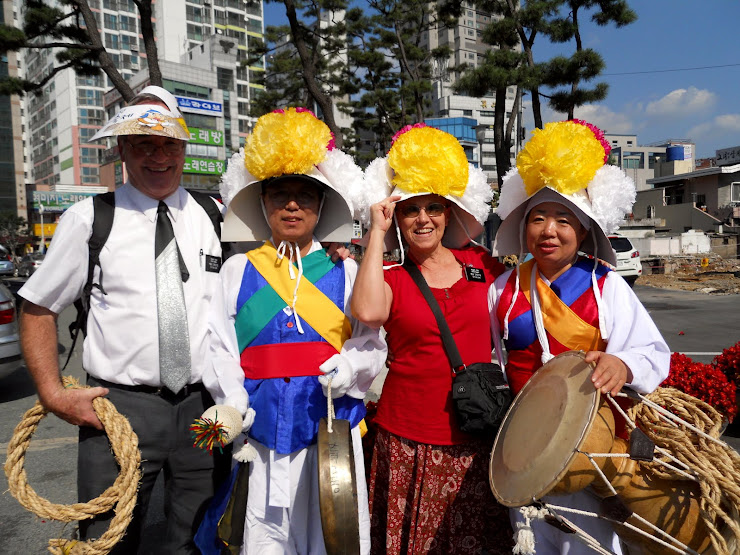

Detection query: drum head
(490, 351), (601, 507)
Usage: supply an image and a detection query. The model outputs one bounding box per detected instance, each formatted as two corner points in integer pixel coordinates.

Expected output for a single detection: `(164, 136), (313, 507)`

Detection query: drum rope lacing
(4, 376), (141, 555)
(618, 387), (740, 555)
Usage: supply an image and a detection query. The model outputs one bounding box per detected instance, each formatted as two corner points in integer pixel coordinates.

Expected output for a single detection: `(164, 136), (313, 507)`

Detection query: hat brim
(493, 187), (616, 266)
(222, 170), (354, 243)
(357, 189), (484, 251)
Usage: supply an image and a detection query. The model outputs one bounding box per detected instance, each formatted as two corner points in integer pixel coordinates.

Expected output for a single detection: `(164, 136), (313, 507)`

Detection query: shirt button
(287, 321), (294, 328)
(284, 377), (290, 383)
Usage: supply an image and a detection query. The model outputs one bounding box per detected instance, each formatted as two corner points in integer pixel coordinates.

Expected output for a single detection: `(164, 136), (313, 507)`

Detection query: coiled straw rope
(629, 386), (740, 555)
(4, 376), (141, 555)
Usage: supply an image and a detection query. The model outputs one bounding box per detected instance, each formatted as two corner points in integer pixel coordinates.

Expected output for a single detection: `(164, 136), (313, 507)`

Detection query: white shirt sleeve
(203, 254), (250, 415)
(341, 258), (387, 399)
(601, 272), (671, 394)
(18, 202), (92, 314)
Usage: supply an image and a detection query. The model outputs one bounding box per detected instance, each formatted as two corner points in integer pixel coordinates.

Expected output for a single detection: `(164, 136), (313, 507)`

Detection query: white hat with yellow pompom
(359, 123), (494, 253)
(219, 107), (364, 243)
(494, 119), (636, 267)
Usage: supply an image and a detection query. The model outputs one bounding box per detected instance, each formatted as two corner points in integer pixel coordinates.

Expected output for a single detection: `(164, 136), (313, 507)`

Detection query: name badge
(205, 255), (222, 273)
(464, 266), (485, 282)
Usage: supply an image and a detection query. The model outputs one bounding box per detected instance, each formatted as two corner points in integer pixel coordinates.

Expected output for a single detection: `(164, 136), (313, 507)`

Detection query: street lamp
(38, 203), (45, 254)
(475, 124), (487, 172)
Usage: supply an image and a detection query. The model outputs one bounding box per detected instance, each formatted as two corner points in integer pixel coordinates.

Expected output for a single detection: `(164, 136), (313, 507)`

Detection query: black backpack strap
(64, 191), (115, 370)
(402, 258), (465, 372)
(188, 190), (223, 241)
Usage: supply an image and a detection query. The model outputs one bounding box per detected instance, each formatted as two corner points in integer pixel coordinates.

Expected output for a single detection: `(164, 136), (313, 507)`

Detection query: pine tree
(543, 0), (637, 119)
(0, 0), (161, 101)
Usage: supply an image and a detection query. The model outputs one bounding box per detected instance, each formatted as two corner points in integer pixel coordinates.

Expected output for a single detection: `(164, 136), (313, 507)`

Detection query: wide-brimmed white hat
(493, 120), (636, 266)
(360, 124), (493, 251)
(90, 86), (189, 142)
(219, 108), (363, 242)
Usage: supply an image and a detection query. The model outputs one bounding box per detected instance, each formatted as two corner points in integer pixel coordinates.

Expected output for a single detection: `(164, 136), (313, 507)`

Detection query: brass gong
(317, 410), (360, 555)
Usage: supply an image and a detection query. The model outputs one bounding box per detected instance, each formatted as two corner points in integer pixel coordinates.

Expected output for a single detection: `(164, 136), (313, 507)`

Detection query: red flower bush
(713, 341), (740, 387)
(662, 352), (737, 422)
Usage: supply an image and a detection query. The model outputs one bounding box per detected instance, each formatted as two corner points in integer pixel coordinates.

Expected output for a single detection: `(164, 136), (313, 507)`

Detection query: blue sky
(264, 1), (740, 159)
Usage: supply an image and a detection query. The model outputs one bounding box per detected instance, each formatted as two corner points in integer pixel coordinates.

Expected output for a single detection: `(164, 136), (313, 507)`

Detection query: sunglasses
(265, 189), (322, 207)
(126, 140), (185, 157)
(398, 202), (449, 219)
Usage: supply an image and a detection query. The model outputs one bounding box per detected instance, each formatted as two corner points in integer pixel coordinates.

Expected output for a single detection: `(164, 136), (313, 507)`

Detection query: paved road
(1, 283), (739, 553)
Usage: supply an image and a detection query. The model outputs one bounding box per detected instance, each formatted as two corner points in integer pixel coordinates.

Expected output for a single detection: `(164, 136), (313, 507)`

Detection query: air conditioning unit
(130, 62), (140, 70)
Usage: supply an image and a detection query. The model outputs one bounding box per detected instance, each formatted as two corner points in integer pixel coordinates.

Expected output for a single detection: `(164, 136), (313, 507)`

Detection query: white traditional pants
(243, 426), (370, 555)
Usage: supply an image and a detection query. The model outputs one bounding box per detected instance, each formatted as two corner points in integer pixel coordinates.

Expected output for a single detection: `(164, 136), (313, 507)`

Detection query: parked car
(0, 258), (14, 277)
(17, 253), (45, 277)
(608, 235), (642, 286)
(0, 281), (22, 378)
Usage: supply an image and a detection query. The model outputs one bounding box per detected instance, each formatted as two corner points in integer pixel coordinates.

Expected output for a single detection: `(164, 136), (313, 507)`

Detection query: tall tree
(0, 212), (28, 264)
(454, 16), (527, 185)
(250, 0), (354, 148)
(543, 0), (637, 119)
(0, 0), (161, 101)
(479, 0), (561, 130)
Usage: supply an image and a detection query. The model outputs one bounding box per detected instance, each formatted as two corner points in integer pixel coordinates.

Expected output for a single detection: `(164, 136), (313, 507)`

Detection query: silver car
(0, 282), (22, 378)
(17, 253), (45, 277)
(0, 258), (14, 276)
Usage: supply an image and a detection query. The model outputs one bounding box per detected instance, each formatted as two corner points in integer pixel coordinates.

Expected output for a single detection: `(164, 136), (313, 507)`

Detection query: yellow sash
(518, 260), (606, 352)
(247, 242), (352, 353)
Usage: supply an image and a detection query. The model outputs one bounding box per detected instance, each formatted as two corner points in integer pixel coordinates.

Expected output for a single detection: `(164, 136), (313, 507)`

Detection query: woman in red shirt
(352, 125), (511, 554)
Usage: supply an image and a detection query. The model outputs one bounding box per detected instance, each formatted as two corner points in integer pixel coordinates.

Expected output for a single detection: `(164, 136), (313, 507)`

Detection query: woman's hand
(370, 195), (402, 234)
(585, 351), (634, 396)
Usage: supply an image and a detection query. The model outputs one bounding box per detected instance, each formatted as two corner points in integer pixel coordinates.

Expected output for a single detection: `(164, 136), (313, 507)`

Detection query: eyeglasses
(126, 140), (185, 157)
(265, 190), (322, 207)
(398, 202), (449, 219)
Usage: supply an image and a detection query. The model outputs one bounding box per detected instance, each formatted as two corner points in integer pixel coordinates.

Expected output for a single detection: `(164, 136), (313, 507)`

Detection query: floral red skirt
(368, 427), (514, 554)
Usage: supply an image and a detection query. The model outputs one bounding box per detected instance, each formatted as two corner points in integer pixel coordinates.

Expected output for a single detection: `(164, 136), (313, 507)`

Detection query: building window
(647, 205), (655, 218)
(462, 109), (472, 116)
(80, 147), (101, 164)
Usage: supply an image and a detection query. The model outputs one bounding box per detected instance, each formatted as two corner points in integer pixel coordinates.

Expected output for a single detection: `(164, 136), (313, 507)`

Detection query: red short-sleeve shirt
(374, 246), (505, 445)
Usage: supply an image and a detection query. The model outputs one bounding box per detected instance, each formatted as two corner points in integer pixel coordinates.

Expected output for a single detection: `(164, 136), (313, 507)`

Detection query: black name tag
(464, 266), (486, 282)
(205, 255), (222, 273)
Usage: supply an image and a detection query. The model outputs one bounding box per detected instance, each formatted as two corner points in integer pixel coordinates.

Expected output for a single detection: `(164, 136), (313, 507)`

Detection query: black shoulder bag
(403, 260), (512, 436)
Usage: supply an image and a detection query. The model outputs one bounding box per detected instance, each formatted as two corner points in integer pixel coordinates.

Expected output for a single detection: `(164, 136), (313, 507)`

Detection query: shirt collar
(124, 182), (186, 223)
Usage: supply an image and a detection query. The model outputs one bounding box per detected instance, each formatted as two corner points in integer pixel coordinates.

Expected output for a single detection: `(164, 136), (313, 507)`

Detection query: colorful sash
(235, 241), (352, 353)
(518, 259), (606, 352)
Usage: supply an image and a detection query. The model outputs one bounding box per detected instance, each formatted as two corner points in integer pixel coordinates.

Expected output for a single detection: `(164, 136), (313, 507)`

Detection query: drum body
(489, 351), (712, 555)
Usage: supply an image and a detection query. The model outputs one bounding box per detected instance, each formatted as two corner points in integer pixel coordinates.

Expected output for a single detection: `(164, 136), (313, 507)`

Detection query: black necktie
(155, 201), (191, 393)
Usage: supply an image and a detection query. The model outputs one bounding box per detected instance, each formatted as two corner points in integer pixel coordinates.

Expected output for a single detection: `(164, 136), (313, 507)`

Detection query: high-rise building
(0, 1), (26, 217)
(424, 1), (522, 185)
(17, 0), (265, 246)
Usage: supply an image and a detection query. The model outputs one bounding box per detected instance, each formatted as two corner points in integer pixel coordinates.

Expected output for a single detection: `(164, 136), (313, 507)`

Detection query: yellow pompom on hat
(245, 108), (333, 180)
(517, 121), (605, 197)
(388, 126), (469, 197)
(220, 107), (364, 243)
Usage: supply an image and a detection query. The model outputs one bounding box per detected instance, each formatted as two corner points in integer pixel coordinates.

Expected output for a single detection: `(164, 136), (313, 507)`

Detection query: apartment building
(423, 1), (521, 184)
(0, 1), (26, 216)
(17, 0), (264, 243)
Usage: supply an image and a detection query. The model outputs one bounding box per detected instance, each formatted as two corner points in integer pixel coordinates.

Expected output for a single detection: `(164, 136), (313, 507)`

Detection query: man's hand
(42, 385), (109, 430)
(324, 242), (353, 262)
(318, 354), (353, 398)
(585, 351), (633, 396)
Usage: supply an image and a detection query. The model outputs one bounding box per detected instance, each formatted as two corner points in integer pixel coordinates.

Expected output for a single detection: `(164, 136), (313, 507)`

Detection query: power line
(604, 63), (740, 76)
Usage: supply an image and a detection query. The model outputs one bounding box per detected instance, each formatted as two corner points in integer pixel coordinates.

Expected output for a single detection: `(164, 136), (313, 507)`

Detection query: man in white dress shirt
(18, 86), (229, 554)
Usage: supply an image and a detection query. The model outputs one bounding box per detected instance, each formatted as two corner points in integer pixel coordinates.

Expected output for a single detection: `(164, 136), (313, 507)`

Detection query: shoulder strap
(188, 190), (222, 241)
(64, 191), (115, 370)
(402, 259), (465, 371)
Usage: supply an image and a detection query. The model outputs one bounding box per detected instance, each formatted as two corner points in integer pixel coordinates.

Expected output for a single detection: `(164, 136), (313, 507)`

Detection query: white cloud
(644, 87), (717, 118)
(520, 102), (635, 135)
(687, 114), (740, 146)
